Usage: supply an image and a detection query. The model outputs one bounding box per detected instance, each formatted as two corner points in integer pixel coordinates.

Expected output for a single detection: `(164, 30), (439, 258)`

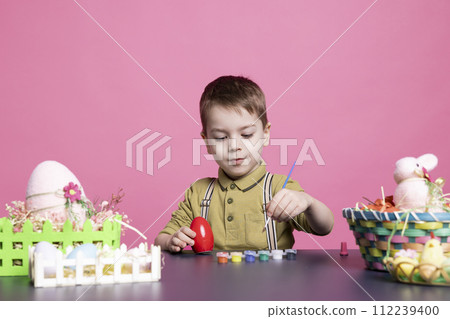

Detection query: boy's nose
(228, 138), (243, 152)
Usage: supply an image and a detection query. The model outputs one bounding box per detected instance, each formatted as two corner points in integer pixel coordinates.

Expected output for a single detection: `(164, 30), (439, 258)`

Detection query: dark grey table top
(1, 249), (449, 301)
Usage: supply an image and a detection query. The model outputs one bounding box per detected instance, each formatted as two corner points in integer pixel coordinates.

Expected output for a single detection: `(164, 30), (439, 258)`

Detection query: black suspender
(262, 172), (277, 250)
(200, 178), (216, 220)
(200, 173), (277, 250)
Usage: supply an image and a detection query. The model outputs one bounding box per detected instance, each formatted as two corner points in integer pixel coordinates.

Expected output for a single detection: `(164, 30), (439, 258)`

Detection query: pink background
(1, 0), (449, 250)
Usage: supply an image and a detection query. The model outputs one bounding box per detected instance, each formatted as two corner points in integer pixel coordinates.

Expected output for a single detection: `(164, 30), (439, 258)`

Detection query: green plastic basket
(0, 217), (121, 276)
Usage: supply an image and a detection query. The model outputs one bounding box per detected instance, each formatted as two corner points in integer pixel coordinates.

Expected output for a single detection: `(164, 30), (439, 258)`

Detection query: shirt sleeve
(274, 176), (321, 235)
(158, 184), (196, 236)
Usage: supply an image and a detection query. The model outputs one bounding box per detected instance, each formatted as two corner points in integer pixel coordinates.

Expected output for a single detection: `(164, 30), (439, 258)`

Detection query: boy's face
(201, 105), (270, 180)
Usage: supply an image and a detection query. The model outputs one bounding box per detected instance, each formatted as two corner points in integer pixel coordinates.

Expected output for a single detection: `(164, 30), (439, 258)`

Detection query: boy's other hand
(266, 189), (312, 222)
(167, 226), (196, 253)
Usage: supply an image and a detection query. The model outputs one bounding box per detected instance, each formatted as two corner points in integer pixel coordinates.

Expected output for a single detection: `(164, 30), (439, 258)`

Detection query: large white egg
(25, 161), (88, 225)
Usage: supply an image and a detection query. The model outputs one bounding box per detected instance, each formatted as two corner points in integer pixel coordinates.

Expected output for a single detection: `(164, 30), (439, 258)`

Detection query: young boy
(155, 76), (333, 252)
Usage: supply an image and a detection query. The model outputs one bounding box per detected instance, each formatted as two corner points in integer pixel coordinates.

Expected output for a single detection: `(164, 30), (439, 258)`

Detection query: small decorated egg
(190, 217), (214, 253)
(67, 243), (97, 260)
(418, 263), (440, 282)
(34, 241), (57, 276)
(393, 256), (418, 278)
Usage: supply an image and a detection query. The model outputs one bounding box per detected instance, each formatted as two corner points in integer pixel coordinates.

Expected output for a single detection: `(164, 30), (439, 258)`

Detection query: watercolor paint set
(216, 249), (297, 264)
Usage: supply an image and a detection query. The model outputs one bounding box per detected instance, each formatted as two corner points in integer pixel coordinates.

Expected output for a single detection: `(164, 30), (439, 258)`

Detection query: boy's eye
(242, 134), (253, 139)
(215, 136), (227, 141)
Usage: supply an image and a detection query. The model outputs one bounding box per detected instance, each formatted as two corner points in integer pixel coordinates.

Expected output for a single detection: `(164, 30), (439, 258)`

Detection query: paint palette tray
(216, 249), (297, 263)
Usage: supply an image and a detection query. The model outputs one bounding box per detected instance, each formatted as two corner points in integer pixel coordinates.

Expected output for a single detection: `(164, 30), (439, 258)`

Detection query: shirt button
(227, 216), (233, 222)
(227, 198), (233, 204)
(230, 184), (236, 190)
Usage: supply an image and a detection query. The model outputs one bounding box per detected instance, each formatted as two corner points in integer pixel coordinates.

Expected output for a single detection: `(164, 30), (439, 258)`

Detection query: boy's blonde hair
(200, 75), (268, 135)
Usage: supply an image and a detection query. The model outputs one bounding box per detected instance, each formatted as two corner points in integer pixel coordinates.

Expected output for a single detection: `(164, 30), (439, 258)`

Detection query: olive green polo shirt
(159, 164), (326, 250)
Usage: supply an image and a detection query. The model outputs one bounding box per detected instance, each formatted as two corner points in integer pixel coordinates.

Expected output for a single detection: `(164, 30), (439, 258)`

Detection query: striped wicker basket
(342, 208), (450, 271)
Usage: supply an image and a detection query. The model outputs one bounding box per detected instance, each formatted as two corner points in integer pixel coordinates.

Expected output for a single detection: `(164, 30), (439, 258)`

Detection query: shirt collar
(217, 162), (267, 192)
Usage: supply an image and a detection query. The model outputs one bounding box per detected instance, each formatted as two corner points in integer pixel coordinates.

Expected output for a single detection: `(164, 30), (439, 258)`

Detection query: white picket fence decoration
(29, 243), (161, 287)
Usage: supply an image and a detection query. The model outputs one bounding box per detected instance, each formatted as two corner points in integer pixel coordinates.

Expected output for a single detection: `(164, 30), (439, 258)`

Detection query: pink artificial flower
(394, 248), (418, 259)
(63, 182), (82, 203)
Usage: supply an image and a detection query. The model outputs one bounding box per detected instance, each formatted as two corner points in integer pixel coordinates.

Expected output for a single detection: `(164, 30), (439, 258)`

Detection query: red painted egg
(190, 217), (214, 253)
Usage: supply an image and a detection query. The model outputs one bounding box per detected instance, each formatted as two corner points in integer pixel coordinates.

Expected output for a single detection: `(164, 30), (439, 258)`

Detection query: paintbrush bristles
(262, 216), (271, 232)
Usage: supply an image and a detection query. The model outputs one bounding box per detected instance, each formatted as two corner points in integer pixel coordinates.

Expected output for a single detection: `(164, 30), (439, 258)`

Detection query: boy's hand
(266, 189), (312, 222)
(166, 226), (196, 253)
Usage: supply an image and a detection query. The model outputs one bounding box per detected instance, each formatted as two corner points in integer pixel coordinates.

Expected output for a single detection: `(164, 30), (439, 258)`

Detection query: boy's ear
(263, 122), (271, 147)
(200, 131), (214, 154)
